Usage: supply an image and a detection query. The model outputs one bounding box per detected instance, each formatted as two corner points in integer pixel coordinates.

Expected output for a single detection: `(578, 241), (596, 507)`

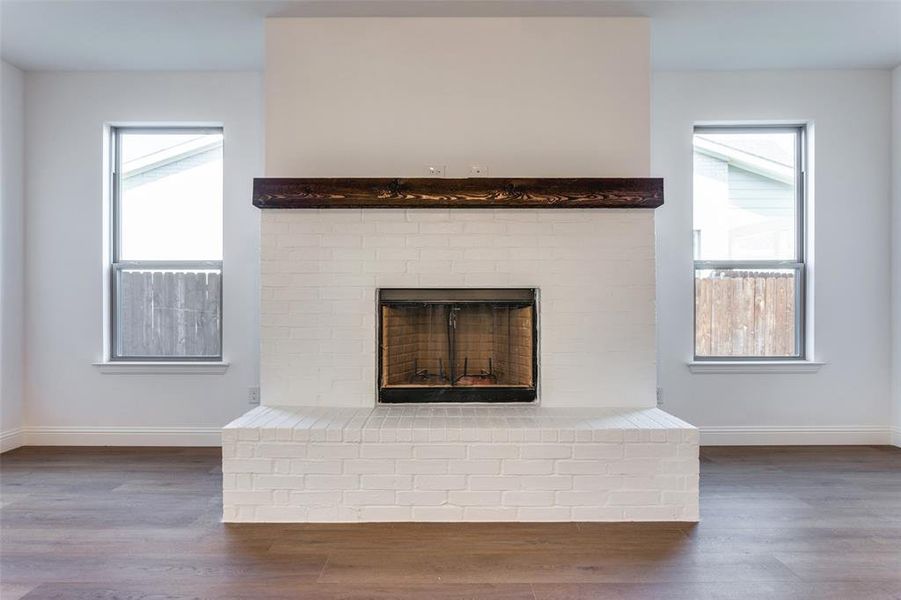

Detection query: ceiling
(2, 1), (900, 72)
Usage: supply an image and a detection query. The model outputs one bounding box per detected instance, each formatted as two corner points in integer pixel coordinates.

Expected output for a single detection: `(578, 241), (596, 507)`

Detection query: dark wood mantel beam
(253, 178), (663, 209)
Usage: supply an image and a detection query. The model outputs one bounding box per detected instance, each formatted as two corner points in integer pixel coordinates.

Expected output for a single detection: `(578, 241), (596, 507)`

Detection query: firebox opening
(378, 289), (538, 404)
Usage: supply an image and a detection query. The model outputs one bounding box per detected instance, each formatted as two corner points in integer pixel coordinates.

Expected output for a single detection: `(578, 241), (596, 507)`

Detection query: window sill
(93, 361), (230, 375)
(687, 360), (824, 374)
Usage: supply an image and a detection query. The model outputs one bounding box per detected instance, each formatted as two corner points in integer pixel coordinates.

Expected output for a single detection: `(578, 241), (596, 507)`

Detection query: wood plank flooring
(1, 446), (899, 599)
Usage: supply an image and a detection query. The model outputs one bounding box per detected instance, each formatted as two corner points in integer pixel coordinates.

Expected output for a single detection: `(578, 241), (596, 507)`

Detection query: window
(110, 127), (223, 360)
(693, 126), (806, 360)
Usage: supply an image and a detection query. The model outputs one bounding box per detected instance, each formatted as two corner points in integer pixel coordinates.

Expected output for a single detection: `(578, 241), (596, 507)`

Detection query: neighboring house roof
(123, 136), (222, 180)
(694, 135), (794, 185)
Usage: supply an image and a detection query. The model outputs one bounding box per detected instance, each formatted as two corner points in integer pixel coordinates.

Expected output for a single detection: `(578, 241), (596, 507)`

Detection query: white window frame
(692, 124), (808, 362)
(108, 126), (224, 362)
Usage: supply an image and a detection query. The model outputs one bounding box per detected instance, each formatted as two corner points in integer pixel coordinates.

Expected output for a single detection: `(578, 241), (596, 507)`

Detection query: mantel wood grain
(253, 178), (663, 209)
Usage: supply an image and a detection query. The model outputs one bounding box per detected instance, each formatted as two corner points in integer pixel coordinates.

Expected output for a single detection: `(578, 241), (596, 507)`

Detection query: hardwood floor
(1, 446), (899, 599)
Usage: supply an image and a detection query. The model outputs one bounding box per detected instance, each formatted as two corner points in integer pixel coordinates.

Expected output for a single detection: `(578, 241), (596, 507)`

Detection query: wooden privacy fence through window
(118, 270), (221, 357)
(695, 270), (796, 357)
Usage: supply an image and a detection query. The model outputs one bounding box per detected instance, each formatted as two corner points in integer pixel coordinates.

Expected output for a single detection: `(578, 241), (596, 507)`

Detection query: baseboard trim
(21, 426), (222, 447)
(891, 426), (901, 448)
(6, 425), (898, 449)
(0, 428), (24, 453)
(700, 425), (892, 446)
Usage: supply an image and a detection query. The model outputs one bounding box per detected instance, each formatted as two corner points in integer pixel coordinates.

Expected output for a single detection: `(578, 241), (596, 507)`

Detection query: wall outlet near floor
(248, 387), (261, 406)
(425, 165), (446, 177)
(470, 165), (489, 177)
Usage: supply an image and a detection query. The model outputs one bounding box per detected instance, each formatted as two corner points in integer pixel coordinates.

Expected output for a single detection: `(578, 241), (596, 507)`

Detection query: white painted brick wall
(261, 209), (656, 408)
(222, 406), (699, 523)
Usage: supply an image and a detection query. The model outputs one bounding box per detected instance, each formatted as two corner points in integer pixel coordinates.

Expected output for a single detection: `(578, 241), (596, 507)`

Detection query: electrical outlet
(425, 165), (446, 177)
(656, 387), (664, 407)
(248, 387), (260, 406)
(470, 165), (489, 177)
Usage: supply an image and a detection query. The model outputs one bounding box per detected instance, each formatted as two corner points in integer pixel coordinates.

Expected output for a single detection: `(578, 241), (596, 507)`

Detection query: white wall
(23, 72), (263, 445)
(892, 65), (901, 446)
(12, 58), (897, 444)
(654, 70), (894, 444)
(1, 61), (25, 451)
(265, 17), (650, 178)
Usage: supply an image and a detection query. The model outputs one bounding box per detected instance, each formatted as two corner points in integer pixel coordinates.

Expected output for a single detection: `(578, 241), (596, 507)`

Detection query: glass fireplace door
(378, 289), (537, 403)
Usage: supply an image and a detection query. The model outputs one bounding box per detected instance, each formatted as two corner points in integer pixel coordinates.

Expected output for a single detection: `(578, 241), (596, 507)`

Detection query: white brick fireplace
(222, 16), (699, 523)
(224, 204), (699, 522)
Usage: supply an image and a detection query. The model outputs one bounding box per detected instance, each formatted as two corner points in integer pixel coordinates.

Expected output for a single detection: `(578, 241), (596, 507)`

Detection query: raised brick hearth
(223, 405), (699, 522)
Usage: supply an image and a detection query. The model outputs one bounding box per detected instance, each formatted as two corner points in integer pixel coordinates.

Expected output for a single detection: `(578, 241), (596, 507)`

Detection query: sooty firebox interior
(378, 289), (537, 403)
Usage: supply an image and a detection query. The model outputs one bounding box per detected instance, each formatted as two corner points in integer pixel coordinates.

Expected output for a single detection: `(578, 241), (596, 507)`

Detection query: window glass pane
(693, 131), (797, 261)
(695, 268), (798, 357)
(116, 267), (221, 358)
(118, 131), (223, 261)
